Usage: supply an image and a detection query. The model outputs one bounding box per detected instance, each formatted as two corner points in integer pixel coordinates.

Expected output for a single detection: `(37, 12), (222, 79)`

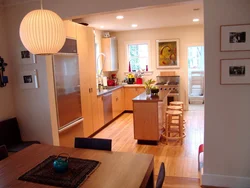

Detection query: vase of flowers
(144, 79), (156, 95)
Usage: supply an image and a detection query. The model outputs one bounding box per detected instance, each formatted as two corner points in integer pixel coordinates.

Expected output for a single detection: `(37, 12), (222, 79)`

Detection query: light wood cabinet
(64, 20), (77, 39)
(77, 24), (97, 137)
(94, 96), (104, 132)
(124, 87), (145, 111)
(101, 37), (118, 71)
(112, 88), (124, 118)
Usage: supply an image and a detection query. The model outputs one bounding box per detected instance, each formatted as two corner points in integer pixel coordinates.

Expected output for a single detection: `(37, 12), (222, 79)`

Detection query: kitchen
(55, 2), (204, 179)
(1, 0), (204, 185)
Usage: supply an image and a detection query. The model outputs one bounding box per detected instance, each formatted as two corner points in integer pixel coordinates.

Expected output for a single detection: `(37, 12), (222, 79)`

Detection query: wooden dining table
(0, 144), (154, 188)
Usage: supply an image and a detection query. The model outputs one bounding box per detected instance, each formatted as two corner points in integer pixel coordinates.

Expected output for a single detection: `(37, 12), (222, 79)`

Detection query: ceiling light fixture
(192, 8), (200, 23)
(19, 0), (66, 55)
(193, 18), (200, 22)
(100, 26), (104, 29)
(116, 15), (124, 20)
(131, 24), (138, 28)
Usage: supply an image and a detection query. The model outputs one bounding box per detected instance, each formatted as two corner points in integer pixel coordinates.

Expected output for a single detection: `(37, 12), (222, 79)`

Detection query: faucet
(96, 53), (106, 76)
(96, 53), (106, 91)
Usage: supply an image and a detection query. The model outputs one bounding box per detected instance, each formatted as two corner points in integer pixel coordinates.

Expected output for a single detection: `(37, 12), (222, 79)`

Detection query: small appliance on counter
(103, 76), (108, 87)
(111, 74), (118, 86)
(136, 78), (143, 84)
(107, 78), (115, 86)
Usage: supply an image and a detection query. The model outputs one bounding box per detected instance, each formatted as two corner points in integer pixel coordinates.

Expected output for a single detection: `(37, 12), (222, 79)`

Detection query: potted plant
(144, 79), (156, 95)
(150, 86), (159, 96)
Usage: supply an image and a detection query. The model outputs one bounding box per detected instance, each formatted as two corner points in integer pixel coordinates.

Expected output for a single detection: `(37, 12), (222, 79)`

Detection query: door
(188, 46), (205, 105)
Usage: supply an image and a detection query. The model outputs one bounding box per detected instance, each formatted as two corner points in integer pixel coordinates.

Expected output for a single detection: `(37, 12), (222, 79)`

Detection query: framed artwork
(20, 50), (36, 64)
(156, 39), (179, 69)
(19, 69), (39, 89)
(220, 58), (250, 85)
(220, 24), (250, 51)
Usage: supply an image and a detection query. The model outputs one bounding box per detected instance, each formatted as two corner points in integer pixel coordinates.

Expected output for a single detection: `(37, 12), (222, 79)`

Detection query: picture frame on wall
(220, 58), (250, 85)
(19, 69), (39, 89)
(220, 24), (250, 52)
(20, 50), (36, 64)
(156, 39), (180, 69)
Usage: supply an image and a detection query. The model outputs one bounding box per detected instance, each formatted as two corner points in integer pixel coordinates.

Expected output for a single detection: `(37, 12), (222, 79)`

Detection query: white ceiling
(78, 1), (203, 32)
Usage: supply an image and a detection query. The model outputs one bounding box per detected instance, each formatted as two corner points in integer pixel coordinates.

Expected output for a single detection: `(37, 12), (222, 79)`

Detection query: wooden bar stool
(170, 101), (184, 110)
(169, 101), (186, 124)
(162, 110), (186, 145)
(167, 105), (185, 131)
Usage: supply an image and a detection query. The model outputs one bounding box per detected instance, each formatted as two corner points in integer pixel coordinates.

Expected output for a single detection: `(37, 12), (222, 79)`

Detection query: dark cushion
(156, 162), (165, 188)
(0, 118), (22, 147)
(0, 145), (8, 161)
(7, 141), (40, 152)
(75, 137), (112, 151)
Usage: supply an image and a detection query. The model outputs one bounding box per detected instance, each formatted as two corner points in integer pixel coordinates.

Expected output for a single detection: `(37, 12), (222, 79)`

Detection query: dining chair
(0, 145), (8, 161)
(74, 137), (112, 151)
(156, 162), (165, 188)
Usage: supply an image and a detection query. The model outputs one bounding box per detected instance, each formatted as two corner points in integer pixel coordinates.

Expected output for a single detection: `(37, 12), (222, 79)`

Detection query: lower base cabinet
(124, 87), (145, 111)
(112, 88), (124, 118)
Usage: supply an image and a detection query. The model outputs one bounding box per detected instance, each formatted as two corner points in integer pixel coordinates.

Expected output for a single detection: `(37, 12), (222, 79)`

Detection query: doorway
(188, 46), (205, 110)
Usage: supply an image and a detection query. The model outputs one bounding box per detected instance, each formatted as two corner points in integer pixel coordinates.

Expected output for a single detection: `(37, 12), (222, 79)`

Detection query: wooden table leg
(146, 170), (154, 188)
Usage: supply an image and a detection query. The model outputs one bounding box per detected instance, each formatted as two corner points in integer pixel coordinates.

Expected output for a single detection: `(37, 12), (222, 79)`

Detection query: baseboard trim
(202, 173), (250, 188)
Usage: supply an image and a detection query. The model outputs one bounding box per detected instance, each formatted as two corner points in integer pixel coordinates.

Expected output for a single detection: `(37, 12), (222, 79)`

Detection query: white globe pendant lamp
(19, 0), (66, 55)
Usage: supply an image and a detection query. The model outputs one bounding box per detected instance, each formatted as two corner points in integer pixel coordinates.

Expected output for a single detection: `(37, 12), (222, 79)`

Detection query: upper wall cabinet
(101, 37), (118, 71)
(64, 20), (77, 39)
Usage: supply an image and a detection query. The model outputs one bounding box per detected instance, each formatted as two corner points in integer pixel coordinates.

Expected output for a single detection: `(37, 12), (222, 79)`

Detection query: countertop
(132, 91), (170, 102)
(97, 84), (145, 96)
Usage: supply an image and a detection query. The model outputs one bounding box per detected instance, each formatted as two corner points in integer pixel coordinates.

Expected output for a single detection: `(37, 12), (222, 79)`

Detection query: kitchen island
(133, 91), (169, 144)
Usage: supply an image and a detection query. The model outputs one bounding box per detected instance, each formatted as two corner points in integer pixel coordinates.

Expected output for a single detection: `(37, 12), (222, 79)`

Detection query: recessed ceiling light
(116, 15), (124, 20)
(100, 26), (104, 29)
(193, 18), (199, 22)
(131, 24), (138, 28)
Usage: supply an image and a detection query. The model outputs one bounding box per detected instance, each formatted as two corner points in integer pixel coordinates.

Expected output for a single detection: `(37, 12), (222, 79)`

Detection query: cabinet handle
(89, 88), (91, 93)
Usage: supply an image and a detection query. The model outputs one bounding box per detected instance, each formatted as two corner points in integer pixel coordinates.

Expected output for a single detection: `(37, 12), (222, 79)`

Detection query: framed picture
(156, 39), (179, 69)
(220, 24), (250, 51)
(20, 50), (36, 64)
(19, 70), (39, 89)
(220, 58), (250, 85)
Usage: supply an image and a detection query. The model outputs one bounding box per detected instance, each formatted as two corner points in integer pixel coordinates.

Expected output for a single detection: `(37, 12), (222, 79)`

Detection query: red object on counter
(146, 65), (148, 71)
(107, 79), (115, 86)
(136, 78), (143, 84)
(128, 61), (131, 72)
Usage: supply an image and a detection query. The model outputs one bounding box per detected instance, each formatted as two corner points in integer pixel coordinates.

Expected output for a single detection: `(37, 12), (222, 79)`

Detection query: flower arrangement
(144, 79), (156, 95)
(144, 79), (156, 89)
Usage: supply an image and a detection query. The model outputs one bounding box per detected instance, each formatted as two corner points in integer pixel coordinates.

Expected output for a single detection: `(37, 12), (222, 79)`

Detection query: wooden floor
(94, 104), (205, 187)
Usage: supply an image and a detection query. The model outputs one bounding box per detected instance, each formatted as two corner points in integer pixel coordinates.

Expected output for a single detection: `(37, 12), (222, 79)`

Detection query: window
(127, 43), (149, 71)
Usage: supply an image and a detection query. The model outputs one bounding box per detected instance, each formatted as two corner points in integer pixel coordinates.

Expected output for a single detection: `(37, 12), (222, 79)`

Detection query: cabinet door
(112, 89), (119, 118)
(101, 38), (118, 71)
(77, 24), (94, 137)
(136, 87), (145, 95)
(124, 87), (138, 111)
(94, 96), (104, 131)
(64, 20), (77, 39)
(119, 88), (125, 114)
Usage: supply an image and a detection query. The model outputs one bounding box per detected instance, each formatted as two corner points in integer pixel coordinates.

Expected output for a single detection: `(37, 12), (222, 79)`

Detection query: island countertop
(133, 91), (170, 102)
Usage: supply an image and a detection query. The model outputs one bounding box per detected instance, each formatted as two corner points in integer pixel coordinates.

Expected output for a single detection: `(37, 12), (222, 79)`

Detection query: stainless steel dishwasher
(103, 92), (113, 124)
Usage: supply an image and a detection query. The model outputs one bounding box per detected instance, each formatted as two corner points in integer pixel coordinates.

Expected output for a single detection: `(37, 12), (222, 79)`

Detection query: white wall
(113, 25), (204, 109)
(0, 6), (15, 121)
(203, 0), (250, 187)
(4, 2), (54, 144)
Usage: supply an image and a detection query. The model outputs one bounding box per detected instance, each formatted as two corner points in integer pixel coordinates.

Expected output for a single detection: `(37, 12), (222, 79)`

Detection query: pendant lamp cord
(40, 0), (43, 10)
